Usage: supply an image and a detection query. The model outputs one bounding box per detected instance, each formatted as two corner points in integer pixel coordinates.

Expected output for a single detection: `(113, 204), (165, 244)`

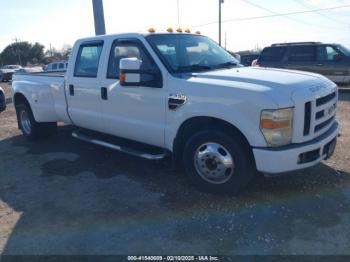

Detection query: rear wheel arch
(14, 92), (30, 108)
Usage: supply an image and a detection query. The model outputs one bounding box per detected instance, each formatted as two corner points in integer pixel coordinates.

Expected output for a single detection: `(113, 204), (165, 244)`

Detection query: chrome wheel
(194, 142), (234, 184)
(20, 110), (32, 135)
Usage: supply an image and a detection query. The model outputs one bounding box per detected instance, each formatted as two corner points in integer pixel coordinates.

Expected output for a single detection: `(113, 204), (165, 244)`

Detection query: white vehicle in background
(11, 30), (339, 194)
(0, 86), (6, 112)
(0, 65), (22, 82)
(16, 67), (43, 74)
(44, 61), (68, 72)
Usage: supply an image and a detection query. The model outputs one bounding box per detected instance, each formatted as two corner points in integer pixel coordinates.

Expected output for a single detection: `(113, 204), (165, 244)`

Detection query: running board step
(72, 130), (168, 160)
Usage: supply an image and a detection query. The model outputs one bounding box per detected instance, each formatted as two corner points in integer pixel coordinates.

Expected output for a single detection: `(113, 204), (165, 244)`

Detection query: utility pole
(219, 0), (224, 46)
(13, 38), (22, 66)
(92, 0), (106, 35)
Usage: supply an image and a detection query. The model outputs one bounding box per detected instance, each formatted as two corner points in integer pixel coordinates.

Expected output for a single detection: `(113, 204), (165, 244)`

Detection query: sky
(0, 0), (349, 53)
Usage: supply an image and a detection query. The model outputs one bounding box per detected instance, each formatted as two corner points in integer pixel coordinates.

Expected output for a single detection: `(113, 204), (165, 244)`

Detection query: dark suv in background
(256, 42), (350, 85)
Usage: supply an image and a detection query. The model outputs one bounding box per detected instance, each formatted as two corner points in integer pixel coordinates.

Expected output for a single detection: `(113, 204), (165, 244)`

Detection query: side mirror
(119, 57), (163, 88)
(334, 54), (342, 62)
(119, 58), (142, 85)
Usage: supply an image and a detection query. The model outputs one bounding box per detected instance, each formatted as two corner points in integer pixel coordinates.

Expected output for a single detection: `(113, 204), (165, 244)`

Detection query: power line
(292, 0), (349, 25)
(193, 3), (350, 28)
(240, 0), (335, 28)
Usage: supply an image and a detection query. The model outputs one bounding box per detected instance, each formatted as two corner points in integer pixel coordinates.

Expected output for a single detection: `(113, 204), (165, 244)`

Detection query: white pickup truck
(12, 32), (339, 194)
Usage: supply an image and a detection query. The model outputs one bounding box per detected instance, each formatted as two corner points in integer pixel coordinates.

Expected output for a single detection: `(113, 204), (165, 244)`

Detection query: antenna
(13, 38), (22, 66)
(177, 0), (180, 27)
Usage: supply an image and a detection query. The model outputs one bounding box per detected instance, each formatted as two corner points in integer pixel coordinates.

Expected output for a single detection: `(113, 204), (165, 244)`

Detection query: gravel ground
(0, 82), (350, 255)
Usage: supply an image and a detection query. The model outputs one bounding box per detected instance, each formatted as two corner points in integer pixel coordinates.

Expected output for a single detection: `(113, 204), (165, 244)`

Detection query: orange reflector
(167, 27), (173, 33)
(176, 28), (183, 33)
(119, 72), (126, 83)
(261, 119), (290, 129)
(148, 28), (156, 33)
(185, 29), (191, 33)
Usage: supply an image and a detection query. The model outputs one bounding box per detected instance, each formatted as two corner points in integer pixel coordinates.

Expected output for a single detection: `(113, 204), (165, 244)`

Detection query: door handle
(69, 85), (74, 96)
(316, 63), (324, 66)
(168, 94), (187, 110)
(101, 87), (108, 100)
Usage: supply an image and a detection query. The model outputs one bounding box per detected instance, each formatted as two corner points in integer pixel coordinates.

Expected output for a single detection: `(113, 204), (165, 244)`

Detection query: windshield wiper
(177, 64), (213, 73)
(214, 61), (238, 69)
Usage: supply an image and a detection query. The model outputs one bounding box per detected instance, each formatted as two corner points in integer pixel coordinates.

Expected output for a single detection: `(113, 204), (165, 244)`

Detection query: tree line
(0, 41), (71, 67)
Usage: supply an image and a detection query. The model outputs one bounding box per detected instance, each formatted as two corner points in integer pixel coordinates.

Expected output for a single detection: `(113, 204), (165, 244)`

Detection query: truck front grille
(316, 91), (336, 106)
(315, 116), (335, 132)
(303, 90), (337, 140)
(303, 102), (311, 136)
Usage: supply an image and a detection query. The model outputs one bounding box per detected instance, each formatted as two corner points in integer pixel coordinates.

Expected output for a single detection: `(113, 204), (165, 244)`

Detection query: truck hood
(190, 67), (336, 106)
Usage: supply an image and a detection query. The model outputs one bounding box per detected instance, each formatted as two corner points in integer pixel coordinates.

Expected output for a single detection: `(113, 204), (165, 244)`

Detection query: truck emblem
(327, 104), (336, 115)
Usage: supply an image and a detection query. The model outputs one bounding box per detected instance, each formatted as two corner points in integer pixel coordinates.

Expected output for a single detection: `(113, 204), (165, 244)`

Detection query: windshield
(336, 44), (350, 57)
(147, 34), (239, 73)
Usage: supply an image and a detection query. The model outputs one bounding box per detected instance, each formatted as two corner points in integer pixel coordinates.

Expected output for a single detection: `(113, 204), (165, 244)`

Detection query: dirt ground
(0, 82), (350, 255)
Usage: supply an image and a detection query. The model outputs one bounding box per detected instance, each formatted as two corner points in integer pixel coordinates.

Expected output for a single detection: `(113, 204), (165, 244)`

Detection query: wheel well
(173, 116), (254, 169)
(13, 93), (31, 129)
(14, 93), (30, 108)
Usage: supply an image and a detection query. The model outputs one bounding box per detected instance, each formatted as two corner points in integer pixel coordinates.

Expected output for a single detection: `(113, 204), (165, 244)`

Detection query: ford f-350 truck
(12, 32), (339, 194)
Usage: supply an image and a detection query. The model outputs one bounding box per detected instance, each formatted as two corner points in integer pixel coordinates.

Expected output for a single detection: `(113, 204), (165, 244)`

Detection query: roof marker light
(176, 28), (183, 33)
(195, 31), (201, 35)
(167, 27), (174, 33)
(148, 28), (156, 33)
(185, 29), (191, 33)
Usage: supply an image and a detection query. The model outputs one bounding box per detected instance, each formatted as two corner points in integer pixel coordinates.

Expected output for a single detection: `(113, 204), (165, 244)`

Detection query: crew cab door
(66, 40), (105, 132)
(99, 38), (166, 147)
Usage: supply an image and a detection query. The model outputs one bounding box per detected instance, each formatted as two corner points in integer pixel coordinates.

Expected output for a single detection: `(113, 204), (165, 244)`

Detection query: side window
(260, 47), (286, 62)
(107, 40), (158, 79)
(288, 46), (315, 62)
(58, 63), (64, 69)
(74, 43), (103, 78)
(317, 46), (341, 61)
(52, 64), (58, 70)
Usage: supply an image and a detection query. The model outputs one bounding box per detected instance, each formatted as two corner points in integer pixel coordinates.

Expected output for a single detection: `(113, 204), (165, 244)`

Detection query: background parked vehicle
(0, 87), (6, 112)
(240, 54), (260, 67)
(43, 61), (68, 72)
(15, 67), (43, 74)
(0, 65), (22, 82)
(256, 42), (350, 85)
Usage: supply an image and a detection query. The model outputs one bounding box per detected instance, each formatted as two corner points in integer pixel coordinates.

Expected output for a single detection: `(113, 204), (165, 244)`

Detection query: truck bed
(12, 72), (71, 124)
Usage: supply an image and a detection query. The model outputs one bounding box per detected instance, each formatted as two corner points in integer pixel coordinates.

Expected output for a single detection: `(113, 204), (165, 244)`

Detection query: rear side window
(58, 63), (64, 69)
(52, 64), (58, 70)
(288, 46), (316, 62)
(74, 42), (103, 78)
(259, 47), (286, 62)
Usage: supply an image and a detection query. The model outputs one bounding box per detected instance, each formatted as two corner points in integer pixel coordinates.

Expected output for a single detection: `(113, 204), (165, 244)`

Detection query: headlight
(260, 108), (293, 147)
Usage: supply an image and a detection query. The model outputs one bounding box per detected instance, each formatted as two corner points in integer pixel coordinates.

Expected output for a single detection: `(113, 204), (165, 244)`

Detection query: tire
(183, 129), (255, 195)
(0, 91), (6, 112)
(16, 103), (57, 140)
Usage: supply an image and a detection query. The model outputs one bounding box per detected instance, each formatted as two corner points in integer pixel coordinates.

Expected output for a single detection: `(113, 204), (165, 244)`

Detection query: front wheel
(16, 103), (57, 140)
(183, 129), (255, 195)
